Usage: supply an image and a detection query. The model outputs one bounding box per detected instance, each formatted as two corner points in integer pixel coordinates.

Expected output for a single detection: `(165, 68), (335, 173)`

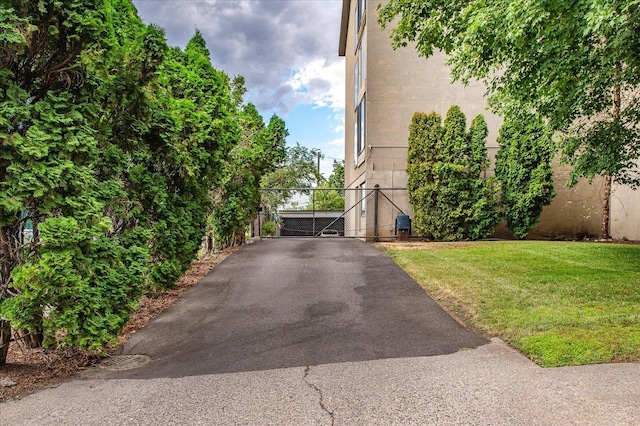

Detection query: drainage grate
(98, 355), (151, 371)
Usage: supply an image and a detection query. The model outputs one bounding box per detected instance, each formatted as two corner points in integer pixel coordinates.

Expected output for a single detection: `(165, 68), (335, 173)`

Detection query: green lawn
(382, 241), (640, 367)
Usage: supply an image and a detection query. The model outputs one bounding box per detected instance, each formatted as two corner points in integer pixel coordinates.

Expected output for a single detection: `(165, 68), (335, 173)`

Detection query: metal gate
(257, 186), (409, 240)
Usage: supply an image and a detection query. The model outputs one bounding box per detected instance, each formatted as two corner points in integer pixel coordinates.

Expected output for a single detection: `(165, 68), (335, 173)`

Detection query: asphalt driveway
(5, 238), (639, 425)
(110, 238), (487, 379)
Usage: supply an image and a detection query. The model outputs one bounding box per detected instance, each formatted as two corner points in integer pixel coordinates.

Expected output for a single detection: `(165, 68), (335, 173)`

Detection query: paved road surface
(108, 238), (487, 378)
(2, 238), (639, 425)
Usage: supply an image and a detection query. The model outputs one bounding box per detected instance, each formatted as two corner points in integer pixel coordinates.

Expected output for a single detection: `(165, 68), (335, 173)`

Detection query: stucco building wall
(341, 0), (636, 240)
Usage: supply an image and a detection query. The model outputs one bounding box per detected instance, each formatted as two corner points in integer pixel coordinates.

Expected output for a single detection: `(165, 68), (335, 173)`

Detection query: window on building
(353, 1), (367, 164)
(361, 30), (366, 87)
(360, 183), (367, 217)
(354, 23), (366, 111)
(354, 94), (366, 158)
(353, 121), (358, 167)
(359, 94), (366, 153)
(354, 59), (359, 111)
(354, 0), (366, 51)
(356, 0), (366, 37)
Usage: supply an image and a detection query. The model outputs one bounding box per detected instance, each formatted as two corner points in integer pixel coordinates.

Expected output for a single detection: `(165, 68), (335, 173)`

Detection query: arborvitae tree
(140, 32), (238, 286)
(407, 112), (443, 238)
(379, 0), (640, 239)
(407, 106), (499, 240)
(495, 112), (556, 238)
(467, 115), (500, 239)
(210, 106), (288, 249)
(0, 3), (244, 349)
(438, 105), (472, 240)
(0, 0), (150, 349)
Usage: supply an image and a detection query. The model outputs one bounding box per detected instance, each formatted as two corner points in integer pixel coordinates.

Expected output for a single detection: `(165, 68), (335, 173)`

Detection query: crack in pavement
(303, 366), (335, 425)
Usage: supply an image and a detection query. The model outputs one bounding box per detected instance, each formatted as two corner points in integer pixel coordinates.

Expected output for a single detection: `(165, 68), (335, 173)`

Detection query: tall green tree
(0, 0), (151, 348)
(1, 0), (104, 297)
(467, 114), (501, 239)
(139, 31), (238, 286)
(260, 143), (321, 214)
(495, 113), (556, 238)
(326, 160), (345, 188)
(210, 105), (287, 249)
(407, 111), (442, 238)
(379, 0), (640, 239)
(407, 107), (498, 240)
(0, 1), (241, 350)
(312, 160), (346, 211)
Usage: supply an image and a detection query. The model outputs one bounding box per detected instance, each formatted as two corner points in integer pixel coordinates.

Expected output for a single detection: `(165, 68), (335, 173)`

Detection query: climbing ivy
(495, 112), (556, 239)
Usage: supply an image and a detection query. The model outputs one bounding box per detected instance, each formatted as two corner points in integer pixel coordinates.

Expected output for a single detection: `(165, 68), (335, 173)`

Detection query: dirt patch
(0, 246), (241, 403)
(375, 241), (470, 251)
(375, 239), (640, 252)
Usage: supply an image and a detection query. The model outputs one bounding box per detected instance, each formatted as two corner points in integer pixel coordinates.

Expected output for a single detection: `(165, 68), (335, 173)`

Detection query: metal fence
(257, 187), (410, 240)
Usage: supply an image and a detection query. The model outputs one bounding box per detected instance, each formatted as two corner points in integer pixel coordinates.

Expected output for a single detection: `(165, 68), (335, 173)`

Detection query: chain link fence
(257, 187), (410, 240)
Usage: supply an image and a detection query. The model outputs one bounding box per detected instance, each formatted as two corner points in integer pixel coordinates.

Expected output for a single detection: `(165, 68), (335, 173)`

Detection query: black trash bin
(396, 215), (411, 241)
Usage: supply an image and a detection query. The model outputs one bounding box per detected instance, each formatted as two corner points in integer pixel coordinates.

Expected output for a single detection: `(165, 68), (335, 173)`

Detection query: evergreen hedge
(0, 0), (285, 349)
(407, 106), (499, 240)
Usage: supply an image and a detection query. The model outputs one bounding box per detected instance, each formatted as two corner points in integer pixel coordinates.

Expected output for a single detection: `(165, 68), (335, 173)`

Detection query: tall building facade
(339, 0), (638, 241)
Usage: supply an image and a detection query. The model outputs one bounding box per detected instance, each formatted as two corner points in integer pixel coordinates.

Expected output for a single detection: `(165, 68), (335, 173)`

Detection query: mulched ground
(0, 246), (241, 403)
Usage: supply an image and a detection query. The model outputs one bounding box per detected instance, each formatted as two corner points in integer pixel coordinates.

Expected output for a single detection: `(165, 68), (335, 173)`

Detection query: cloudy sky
(131, 0), (345, 178)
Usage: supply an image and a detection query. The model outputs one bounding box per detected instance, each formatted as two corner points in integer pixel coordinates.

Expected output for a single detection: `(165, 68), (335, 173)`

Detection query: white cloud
(331, 112), (346, 134)
(287, 59), (345, 112)
(132, 0), (345, 115)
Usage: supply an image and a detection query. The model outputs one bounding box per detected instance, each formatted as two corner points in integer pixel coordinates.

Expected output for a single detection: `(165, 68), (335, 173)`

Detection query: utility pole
(317, 151), (321, 186)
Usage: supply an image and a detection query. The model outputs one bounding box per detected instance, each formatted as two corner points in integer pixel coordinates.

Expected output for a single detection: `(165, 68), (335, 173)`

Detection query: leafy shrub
(495, 112), (556, 238)
(2, 217), (148, 349)
(0, 1), (267, 351)
(210, 110), (287, 250)
(262, 221), (277, 237)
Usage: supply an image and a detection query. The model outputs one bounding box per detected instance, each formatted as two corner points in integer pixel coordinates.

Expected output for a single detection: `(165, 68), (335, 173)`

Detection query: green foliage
(3, 216), (148, 349)
(495, 113), (556, 238)
(310, 186), (345, 211)
(210, 107), (288, 250)
(262, 143), (320, 189)
(0, 0), (107, 238)
(467, 115), (501, 240)
(0, 0), (120, 349)
(261, 221), (276, 237)
(326, 160), (345, 188)
(0, 0), (263, 350)
(309, 162), (346, 211)
(385, 241), (640, 367)
(378, 0), (640, 187)
(260, 143), (321, 214)
(407, 107), (499, 241)
(137, 32), (238, 282)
